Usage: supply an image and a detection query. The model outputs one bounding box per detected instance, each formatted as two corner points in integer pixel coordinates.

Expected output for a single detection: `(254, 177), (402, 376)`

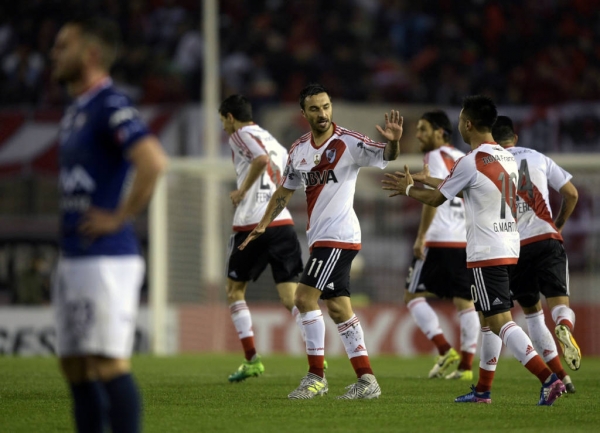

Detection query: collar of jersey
(75, 77), (113, 108)
(310, 123), (339, 149)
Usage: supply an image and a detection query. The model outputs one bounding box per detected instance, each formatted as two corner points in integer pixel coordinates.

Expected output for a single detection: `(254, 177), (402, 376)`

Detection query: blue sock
(104, 374), (142, 433)
(70, 381), (107, 433)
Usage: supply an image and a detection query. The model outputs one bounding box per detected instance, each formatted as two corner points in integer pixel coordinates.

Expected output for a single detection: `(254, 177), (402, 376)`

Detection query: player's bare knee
(226, 279), (247, 304)
(279, 294), (295, 312)
(94, 357), (131, 382)
(276, 282), (297, 311)
(60, 357), (97, 383)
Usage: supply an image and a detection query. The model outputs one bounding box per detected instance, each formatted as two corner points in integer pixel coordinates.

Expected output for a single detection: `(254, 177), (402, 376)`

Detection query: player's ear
(514, 134), (519, 145)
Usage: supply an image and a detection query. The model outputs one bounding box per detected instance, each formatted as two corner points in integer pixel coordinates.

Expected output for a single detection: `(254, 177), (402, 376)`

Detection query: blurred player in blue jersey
(51, 17), (167, 433)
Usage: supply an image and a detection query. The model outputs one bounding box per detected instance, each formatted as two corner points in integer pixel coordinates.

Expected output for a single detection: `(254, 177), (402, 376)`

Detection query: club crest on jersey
(313, 153), (321, 165)
(326, 149), (336, 163)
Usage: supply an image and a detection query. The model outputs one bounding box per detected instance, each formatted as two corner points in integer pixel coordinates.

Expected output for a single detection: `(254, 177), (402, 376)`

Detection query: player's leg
(548, 296), (580, 371)
(404, 252), (458, 378)
(473, 266), (565, 405)
(268, 225), (306, 344)
(225, 232), (269, 382)
(288, 282), (328, 399)
(326, 294), (380, 400)
(445, 296), (478, 380)
(97, 256), (144, 431)
(94, 357), (141, 433)
(520, 300), (575, 393)
(455, 313), (499, 403)
(306, 249), (380, 400)
(539, 240), (580, 371)
(54, 256), (144, 431)
(59, 356), (107, 433)
(444, 248), (478, 380)
(54, 259), (107, 432)
(226, 277), (265, 382)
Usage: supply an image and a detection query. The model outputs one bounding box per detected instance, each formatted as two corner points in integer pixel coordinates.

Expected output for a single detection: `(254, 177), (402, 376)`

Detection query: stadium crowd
(1, 0), (600, 107)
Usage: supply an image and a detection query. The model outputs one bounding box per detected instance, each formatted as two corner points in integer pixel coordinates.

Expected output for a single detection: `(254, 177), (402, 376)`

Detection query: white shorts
(53, 255), (145, 359)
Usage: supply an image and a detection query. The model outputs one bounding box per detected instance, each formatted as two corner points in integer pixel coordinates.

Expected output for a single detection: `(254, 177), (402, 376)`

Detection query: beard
(52, 59), (84, 85)
(310, 117), (331, 133)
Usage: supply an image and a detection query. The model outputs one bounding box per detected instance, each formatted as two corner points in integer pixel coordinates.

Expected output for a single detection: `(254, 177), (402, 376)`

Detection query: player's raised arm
(238, 185), (295, 250)
(375, 110), (403, 161)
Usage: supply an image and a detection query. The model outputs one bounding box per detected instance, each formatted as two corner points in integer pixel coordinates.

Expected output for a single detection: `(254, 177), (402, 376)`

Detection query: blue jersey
(58, 79), (150, 257)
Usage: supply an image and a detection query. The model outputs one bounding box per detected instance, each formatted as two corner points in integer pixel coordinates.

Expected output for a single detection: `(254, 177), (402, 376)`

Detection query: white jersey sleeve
(343, 129), (388, 169)
(439, 144), (520, 268)
(229, 124), (293, 231)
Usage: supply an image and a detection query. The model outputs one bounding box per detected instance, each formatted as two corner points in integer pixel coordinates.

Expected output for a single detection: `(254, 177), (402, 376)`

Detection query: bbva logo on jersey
(60, 165), (96, 193)
(301, 169), (338, 186)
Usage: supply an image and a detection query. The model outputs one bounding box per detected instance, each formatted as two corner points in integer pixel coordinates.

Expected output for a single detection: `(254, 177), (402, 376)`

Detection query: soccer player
(382, 95), (566, 406)
(51, 17), (167, 432)
(492, 115), (580, 392)
(404, 110), (478, 380)
(219, 94), (305, 382)
(240, 83), (403, 399)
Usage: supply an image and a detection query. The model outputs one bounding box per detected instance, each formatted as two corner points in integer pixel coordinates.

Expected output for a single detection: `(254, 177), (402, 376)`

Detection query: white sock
(458, 307), (479, 354)
(301, 310), (325, 356)
(291, 306), (306, 342)
(407, 298), (443, 340)
(337, 315), (368, 358)
(479, 326), (502, 371)
(229, 300), (253, 339)
(500, 321), (538, 365)
(551, 305), (576, 329)
(525, 310), (558, 362)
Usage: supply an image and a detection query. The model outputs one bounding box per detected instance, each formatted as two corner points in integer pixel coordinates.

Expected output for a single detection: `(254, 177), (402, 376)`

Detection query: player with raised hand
(403, 110), (478, 381)
(240, 83), (403, 399)
(51, 16), (167, 433)
(493, 115), (580, 391)
(218, 94), (306, 383)
(383, 95), (566, 406)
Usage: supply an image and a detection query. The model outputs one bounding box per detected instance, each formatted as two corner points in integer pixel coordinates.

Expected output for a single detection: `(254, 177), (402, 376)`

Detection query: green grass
(1, 354), (599, 432)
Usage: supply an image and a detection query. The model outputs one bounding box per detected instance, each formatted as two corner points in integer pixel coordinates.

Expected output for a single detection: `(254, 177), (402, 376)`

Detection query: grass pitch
(1, 354), (599, 432)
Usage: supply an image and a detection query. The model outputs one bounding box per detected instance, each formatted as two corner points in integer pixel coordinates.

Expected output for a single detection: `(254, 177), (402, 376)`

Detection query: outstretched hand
(381, 165), (414, 197)
(410, 164), (430, 183)
(376, 110), (403, 142)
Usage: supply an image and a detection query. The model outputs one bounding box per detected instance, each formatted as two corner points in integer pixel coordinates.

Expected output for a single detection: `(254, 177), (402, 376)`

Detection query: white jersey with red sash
(282, 124), (387, 250)
(438, 143), (520, 268)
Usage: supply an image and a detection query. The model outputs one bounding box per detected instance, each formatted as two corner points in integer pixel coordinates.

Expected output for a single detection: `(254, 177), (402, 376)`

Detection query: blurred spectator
(173, 17), (203, 100)
(14, 252), (50, 305)
(2, 39), (44, 104)
(1, 0), (600, 106)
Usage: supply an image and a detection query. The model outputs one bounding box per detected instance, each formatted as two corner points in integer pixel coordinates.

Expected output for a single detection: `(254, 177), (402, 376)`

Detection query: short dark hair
(461, 95), (497, 131)
(68, 17), (121, 69)
(219, 94), (253, 122)
(421, 110), (452, 142)
(299, 83), (329, 109)
(492, 115), (516, 144)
